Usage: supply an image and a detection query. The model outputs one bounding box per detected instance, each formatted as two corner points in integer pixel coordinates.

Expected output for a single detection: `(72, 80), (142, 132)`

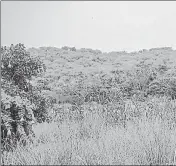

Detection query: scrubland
(1, 46), (176, 165)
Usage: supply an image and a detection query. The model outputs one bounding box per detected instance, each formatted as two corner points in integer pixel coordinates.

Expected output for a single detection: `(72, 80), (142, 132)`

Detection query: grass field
(2, 98), (176, 165)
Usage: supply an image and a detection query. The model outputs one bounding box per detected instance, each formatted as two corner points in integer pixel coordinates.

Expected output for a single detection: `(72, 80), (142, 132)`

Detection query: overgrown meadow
(1, 45), (176, 165)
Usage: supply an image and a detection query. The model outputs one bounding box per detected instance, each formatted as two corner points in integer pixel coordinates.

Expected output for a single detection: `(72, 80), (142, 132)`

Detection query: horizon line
(2, 43), (175, 54)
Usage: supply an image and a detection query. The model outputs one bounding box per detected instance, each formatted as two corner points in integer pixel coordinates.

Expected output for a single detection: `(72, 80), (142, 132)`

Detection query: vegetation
(1, 44), (176, 165)
(1, 44), (46, 151)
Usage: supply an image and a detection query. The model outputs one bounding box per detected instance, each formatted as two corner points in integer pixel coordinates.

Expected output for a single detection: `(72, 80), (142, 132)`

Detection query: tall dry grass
(1, 98), (176, 165)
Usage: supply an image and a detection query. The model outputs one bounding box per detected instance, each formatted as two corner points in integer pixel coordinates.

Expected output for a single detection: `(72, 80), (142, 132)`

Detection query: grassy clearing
(2, 99), (176, 165)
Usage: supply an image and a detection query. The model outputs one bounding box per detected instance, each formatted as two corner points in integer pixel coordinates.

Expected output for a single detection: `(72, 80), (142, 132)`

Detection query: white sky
(2, 1), (176, 52)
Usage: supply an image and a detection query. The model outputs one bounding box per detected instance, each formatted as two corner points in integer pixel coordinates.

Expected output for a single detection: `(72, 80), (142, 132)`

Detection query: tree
(1, 43), (46, 151)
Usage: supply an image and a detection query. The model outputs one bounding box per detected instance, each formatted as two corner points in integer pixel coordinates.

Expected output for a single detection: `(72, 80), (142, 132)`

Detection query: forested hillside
(1, 44), (176, 165)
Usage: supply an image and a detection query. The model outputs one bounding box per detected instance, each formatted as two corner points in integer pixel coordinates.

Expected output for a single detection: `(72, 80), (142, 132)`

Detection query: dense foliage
(1, 44), (46, 151)
(2, 44), (176, 154)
